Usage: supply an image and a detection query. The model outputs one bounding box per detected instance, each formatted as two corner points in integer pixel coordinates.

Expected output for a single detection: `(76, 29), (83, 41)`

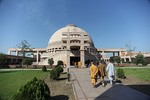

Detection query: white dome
(48, 24), (93, 45)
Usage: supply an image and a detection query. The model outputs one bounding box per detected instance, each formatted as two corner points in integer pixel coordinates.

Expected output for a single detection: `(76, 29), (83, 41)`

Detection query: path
(70, 68), (150, 100)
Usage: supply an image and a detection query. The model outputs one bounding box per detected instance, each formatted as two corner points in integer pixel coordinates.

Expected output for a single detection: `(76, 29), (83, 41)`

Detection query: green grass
(0, 70), (49, 100)
(116, 67), (150, 81)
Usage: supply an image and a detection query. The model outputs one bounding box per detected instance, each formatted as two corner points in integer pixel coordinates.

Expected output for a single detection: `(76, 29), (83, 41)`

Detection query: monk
(90, 61), (98, 88)
(98, 61), (106, 86)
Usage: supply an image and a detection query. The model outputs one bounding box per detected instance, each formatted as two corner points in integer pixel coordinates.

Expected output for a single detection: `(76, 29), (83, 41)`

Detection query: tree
(22, 58), (33, 68)
(48, 58), (54, 67)
(17, 40), (32, 67)
(57, 60), (63, 66)
(125, 42), (136, 62)
(18, 40), (31, 57)
(0, 53), (6, 64)
(113, 56), (121, 66)
(135, 54), (147, 66)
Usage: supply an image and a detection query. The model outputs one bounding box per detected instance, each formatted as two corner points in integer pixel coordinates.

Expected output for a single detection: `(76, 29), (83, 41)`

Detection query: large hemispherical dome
(48, 24), (94, 46)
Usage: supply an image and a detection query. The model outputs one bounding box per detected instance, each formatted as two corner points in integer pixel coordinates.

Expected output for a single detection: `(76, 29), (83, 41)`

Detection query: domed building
(9, 24), (148, 66)
(39, 24), (98, 66)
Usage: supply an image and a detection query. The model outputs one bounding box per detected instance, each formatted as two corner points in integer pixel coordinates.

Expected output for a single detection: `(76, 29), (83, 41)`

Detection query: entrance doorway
(70, 57), (80, 66)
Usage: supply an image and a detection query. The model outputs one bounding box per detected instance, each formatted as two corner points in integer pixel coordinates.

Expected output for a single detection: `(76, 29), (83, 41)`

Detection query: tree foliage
(18, 40), (31, 57)
(57, 60), (63, 66)
(113, 56), (121, 66)
(135, 54), (147, 66)
(22, 58), (33, 67)
(50, 65), (63, 80)
(0, 53), (6, 64)
(48, 58), (54, 67)
(42, 66), (47, 72)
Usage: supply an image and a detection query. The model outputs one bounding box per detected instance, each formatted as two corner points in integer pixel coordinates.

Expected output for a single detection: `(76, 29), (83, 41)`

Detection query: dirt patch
(44, 74), (75, 100)
(118, 76), (150, 96)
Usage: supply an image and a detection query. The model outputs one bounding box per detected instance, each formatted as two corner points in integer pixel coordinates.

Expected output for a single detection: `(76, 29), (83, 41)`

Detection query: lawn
(0, 70), (49, 100)
(116, 67), (150, 81)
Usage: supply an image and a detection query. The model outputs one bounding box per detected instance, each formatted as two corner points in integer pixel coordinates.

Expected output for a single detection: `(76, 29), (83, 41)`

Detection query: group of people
(90, 59), (115, 88)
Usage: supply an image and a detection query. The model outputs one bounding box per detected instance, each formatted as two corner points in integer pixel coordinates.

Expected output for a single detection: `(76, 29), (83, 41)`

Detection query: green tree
(113, 56), (121, 66)
(22, 58), (33, 68)
(18, 40), (31, 57)
(57, 60), (63, 66)
(125, 42), (136, 62)
(17, 40), (32, 67)
(48, 58), (54, 67)
(0, 53), (6, 64)
(135, 54), (147, 66)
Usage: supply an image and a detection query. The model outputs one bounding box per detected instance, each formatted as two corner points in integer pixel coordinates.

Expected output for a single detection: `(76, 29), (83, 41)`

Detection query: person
(98, 61), (106, 86)
(106, 58), (115, 85)
(90, 60), (98, 88)
(74, 62), (77, 68)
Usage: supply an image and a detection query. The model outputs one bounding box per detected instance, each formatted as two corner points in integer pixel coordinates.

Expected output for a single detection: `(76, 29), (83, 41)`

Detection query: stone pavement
(70, 68), (150, 100)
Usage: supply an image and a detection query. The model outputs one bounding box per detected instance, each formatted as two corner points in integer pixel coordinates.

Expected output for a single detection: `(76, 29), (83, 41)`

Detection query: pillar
(80, 33), (85, 68)
(102, 51), (105, 58)
(124, 58), (126, 62)
(67, 50), (70, 66)
(80, 50), (85, 67)
(16, 51), (18, 56)
(66, 31), (70, 67)
(36, 51), (39, 64)
(113, 52), (115, 57)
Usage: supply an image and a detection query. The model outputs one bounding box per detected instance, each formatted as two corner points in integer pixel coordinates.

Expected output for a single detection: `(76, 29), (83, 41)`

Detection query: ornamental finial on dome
(66, 24), (77, 27)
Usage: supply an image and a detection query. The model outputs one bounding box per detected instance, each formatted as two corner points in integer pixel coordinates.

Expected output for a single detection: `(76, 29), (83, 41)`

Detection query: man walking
(106, 58), (115, 85)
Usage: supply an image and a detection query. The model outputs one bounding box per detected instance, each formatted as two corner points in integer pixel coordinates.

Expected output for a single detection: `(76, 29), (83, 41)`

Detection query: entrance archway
(70, 46), (80, 66)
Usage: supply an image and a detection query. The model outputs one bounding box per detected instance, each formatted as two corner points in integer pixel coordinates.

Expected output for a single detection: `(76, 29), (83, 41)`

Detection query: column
(102, 51), (105, 58)
(119, 51), (122, 63)
(80, 33), (85, 68)
(124, 58), (126, 62)
(129, 57), (132, 62)
(113, 52), (115, 57)
(66, 31), (70, 66)
(80, 50), (85, 67)
(67, 50), (70, 67)
(36, 51), (39, 64)
(16, 51), (18, 56)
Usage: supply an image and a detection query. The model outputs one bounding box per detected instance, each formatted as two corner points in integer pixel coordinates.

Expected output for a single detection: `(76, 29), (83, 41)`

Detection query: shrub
(50, 66), (63, 80)
(50, 70), (58, 80)
(42, 66), (47, 72)
(116, 68), (126, 79)
(142, 60), (148, 66)
(14, 77), (50, 100)
(48, 58), (54, 67)
(54, 65), (63, 73)
(57, 60), (64, 66)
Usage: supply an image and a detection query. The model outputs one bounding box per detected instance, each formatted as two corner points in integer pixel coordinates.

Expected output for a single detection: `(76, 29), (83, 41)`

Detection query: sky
(0, 0), (150, 54)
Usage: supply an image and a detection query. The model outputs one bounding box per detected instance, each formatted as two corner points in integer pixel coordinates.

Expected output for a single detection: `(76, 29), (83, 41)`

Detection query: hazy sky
(0, 0), (150, 54)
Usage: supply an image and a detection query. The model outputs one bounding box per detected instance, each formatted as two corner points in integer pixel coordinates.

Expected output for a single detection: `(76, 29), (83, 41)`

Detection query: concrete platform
(70, 68), (150, 100)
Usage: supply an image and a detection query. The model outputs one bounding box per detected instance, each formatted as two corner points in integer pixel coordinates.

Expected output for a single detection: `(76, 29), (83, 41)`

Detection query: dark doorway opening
(70, 57), (80, 66)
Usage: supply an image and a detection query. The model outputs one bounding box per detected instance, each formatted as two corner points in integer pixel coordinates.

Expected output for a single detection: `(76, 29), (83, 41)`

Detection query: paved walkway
(70, 68), (150, 100)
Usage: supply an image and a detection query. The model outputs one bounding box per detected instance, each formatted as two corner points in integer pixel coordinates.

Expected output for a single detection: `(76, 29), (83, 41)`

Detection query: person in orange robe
(90, 60), (98, 88)
(98, 61), (106, 86)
